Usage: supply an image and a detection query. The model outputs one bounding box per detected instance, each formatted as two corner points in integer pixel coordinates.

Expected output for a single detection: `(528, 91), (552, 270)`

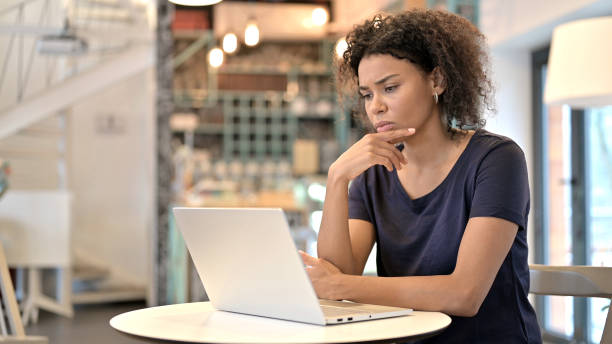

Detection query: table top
(110, 301), (451, 344)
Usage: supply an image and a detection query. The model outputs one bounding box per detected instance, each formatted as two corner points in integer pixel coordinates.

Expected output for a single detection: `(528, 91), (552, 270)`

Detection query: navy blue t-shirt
(348, 130), (541, 343)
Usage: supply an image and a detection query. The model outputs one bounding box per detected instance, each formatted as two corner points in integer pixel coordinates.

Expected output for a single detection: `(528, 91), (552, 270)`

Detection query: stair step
(72, 264), (110, 282)
(72, 286), (146, 305)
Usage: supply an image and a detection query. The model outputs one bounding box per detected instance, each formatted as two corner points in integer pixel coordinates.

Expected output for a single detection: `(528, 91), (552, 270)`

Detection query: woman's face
(357, 54), (439, 134)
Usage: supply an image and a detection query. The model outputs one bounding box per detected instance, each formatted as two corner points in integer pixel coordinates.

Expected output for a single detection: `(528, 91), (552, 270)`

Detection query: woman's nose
(370, 94), (387, 114)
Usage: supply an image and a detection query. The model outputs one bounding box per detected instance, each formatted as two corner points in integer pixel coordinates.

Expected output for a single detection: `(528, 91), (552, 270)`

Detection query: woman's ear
(430, 66), (446, 96)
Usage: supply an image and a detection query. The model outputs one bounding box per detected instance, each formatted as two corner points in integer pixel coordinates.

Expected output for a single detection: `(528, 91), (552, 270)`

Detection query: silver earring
(433, 92), (439, 104)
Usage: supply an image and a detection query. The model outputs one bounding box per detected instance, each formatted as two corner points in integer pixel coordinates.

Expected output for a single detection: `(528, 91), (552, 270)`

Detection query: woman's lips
(375, 122), (395, 132)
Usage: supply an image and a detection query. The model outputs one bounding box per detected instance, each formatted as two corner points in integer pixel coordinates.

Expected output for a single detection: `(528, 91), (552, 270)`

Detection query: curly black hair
(336, 9), (494, 135)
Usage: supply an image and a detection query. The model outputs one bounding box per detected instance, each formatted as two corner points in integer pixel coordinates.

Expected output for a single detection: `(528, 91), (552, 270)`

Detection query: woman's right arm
(316, 128), (414, 275)
(316, 172), (372, 275)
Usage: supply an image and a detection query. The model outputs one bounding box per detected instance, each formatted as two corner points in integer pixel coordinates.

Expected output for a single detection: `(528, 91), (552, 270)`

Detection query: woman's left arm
(301, 216), (518, 317)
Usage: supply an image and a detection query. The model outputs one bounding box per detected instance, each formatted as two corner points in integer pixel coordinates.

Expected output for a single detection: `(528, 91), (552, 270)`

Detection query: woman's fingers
(376, 127), (415, 144)
(300, 252), (326, 281)
(299, 250), (318, 267)
(363, 129), (412, 161)
(331, 127), (415, 181)
(366, 150), (396, 172)
(364, 144), (406, 171)
(382, 142), (407, 166)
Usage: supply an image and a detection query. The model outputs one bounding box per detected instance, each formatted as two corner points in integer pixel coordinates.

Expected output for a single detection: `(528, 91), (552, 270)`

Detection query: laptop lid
(173, 207), (327, 325)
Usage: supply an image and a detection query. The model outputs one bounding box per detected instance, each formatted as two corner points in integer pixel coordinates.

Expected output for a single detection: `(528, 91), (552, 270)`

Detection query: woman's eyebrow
(358, 74), (400, 91)
(374, 74), (400, 85)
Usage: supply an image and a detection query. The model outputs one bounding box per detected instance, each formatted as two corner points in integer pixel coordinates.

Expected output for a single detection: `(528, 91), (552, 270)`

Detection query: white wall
(481, 0), (610, 49)
(333, 0), (397, 29)
(484, 50), (532, 154)
(480, 0), (612, 262)
(69, 69), (155, 286)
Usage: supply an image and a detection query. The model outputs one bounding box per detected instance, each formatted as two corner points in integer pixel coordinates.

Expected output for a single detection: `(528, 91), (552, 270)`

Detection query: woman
(299, 9), (542, 343)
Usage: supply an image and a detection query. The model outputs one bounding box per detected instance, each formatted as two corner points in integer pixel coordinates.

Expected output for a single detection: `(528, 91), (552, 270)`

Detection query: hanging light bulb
(311, 7), (328, 27)
(335, 37), (348, 59)
(208, 47), (224, 68)
(222, 32), (238, 54)
(168, 0), (222, 6)
(244, 19), (260, 47)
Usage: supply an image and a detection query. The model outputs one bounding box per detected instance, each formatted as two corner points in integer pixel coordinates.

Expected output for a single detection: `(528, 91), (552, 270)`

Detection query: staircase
(71, 249), (147, 305)
(0, 0), (154, 140)
(0, 0), (153, 317)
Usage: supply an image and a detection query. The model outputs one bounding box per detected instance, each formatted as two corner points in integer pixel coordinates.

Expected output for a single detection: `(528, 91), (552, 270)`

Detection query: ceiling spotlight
(222, 32), (238, 53)
(244, 20), (260, 47)
(312, 7), (328, 26)
(37, 33), (88, 55)
(37, 19), (88, 56)
(168, 0), (222, 6)
(208, 47), (224, 68)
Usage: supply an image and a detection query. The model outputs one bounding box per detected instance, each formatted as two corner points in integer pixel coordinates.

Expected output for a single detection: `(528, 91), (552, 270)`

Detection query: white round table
(110, 302), (451, 343)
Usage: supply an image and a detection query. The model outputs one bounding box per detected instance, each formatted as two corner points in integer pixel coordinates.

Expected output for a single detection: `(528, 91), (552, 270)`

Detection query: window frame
(531, 46), (591, 343)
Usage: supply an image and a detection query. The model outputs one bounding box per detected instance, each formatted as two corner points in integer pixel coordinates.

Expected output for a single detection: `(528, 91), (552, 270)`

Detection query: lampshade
(544, 16), (612, 108)
(168, 0), (222, 6)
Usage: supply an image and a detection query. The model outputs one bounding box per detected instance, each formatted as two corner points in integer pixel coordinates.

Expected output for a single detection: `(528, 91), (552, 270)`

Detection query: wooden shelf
(173, 29), (209, 39)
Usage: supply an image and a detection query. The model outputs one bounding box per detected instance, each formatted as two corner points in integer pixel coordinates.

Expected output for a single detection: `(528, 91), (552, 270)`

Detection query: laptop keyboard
(320, 305), (370, 317)
(318, 300), (412, 323)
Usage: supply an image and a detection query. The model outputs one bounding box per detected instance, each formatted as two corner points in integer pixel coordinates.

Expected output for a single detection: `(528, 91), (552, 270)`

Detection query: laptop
(172, 207), (412, 325)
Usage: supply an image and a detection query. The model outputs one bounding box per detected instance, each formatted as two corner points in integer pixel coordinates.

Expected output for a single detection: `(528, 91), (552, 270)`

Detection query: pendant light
(208, 47), (224, 68)
(311, 7), (329, 27)
(222, 32), (238, 54)
(244, 18), (260, 47)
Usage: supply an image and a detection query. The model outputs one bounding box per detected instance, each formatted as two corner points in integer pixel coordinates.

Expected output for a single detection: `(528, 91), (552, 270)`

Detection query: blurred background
(0, 0), (611, 343)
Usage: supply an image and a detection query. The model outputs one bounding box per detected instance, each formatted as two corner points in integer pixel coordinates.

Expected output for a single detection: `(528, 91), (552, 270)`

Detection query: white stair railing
(0, 0), (153, 135)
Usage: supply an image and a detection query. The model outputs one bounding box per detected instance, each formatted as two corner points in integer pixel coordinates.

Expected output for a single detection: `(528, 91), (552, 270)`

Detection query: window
(533, 48), (612, 344)
(586, 106), (612, 341)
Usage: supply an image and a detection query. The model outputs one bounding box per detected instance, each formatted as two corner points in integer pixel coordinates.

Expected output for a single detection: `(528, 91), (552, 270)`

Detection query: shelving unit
(173, 91), (348, 163)
(171, 38), (351, 171)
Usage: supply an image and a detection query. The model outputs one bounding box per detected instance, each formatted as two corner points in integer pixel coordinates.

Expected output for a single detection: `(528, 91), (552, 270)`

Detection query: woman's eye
(360, 93), (372, 100)
(384, 85), (397, 93)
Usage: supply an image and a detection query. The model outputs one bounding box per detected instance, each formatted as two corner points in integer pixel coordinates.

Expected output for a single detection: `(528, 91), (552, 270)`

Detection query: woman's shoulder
(453, 129), (528, 179)
(462, 129), (529, 182)
(468, 129), (526, 159)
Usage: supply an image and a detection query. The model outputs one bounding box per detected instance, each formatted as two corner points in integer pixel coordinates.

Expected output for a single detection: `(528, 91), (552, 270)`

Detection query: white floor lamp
(542, 15), (612, 344)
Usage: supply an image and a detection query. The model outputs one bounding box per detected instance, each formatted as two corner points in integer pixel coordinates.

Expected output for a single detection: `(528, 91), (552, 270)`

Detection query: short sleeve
(348, 174), (372, 222)
(469, 141), (530, 231)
